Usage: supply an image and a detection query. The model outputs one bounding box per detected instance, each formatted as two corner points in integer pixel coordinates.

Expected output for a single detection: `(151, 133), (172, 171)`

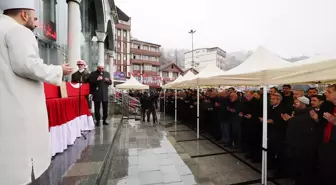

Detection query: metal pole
(188, 29), (196, 68)
(175, 89), (177, 123)
(191, 33), (194, 67)
(197, 86), (200, 139)
(261, 86), (268, 185)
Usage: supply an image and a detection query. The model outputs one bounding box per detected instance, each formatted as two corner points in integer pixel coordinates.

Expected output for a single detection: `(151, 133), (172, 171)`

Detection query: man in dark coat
(89, 64), (112, 126)
(241, 91), (262, 162)
(282, 96), (317, 185)
(71, 60), (90, 83)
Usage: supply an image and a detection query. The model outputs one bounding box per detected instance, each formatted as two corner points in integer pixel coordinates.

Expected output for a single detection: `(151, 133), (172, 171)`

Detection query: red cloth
(66, 83), (90, 97)
(44, 83), (60, 99)
(46, 96), (91, 131)
(324, 107), (336, 143)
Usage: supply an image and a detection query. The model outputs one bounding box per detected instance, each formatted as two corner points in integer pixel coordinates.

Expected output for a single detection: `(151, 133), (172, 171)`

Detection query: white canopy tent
(163, 75), (183, 89)
(178, 63), (225, 88)
(265, 55), (336, 85)
(116, 75), (149, 90)
(204, 46), (292, 86)
(171, 63), (225, 138)
(162, 71), (196, 124)
(169, 71), (197, 89)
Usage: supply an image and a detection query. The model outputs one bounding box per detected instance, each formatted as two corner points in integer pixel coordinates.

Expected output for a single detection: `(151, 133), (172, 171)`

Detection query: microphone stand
(79, 76), (87, 140)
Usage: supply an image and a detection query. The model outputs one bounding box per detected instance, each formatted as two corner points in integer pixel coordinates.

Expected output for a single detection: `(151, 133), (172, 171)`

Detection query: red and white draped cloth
(45, 87), (95, 156)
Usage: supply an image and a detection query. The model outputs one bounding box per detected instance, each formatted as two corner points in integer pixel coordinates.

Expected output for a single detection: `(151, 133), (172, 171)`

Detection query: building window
(150, 47), (157, 52)
(117, 65), (121, 71)
(117, 42), (121, 48)
(123, 30), (127, 37)
(143, 45), (149, 50)
(133, 64), (140, 70)
(123, 54), (127, 60)
(144, 65), (151, 71)
(117, 29), (121, 36)
(133, 54), (141, 60)
(149, 57), (156, 61)
(152, 66), (158, 72)
(173, 72), (178, 78)
(123, 66), (127, 73)
(117, 54), (121, 60)
(142, 55), (149, 60)
(133, 43), (140, 49)
(162, 71), (168, 77)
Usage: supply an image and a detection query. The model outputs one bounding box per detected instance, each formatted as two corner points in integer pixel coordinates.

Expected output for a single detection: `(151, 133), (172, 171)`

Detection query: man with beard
(0, 1), (73, 184)
(282, 96), (316, 185)
(241, 91), (262, 162)
(89, 64), (112, 126)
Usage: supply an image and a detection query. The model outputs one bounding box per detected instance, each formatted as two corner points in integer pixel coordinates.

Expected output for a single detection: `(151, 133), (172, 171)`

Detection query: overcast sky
(115, 0), (336, 58)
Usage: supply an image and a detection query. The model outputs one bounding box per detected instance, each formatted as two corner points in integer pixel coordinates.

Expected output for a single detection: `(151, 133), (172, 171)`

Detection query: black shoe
(95, 122), (100, 127)
(103, 121), (108, 126)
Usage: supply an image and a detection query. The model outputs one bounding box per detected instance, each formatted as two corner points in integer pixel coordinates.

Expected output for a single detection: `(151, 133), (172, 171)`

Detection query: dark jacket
(241, 98), (262, 123)
(71, 70), (90, 83)
(286, 108), (317, 149)
(89, 70), (112, 102)
(217, 97), (230, 121)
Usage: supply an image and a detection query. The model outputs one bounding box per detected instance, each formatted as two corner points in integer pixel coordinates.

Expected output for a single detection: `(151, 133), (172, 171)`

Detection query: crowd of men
(161, 85), (336, 185)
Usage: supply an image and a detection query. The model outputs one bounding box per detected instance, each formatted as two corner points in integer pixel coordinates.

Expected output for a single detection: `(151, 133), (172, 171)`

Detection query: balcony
(130, 48), (161, 57)
(143, 71), (159, 76)
(116, 23), (131, 31)
(131, 59), (160, 66)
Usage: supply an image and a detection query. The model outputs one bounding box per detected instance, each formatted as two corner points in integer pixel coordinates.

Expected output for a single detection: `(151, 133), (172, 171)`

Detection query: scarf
(324, 107), (336, 143)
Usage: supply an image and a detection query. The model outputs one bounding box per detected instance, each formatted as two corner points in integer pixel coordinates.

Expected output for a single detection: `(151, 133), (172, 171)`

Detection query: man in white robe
(0, 1), (73, 185)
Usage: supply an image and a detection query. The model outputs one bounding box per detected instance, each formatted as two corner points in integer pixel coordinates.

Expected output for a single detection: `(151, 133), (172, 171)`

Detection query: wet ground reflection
(103, 119), (198, 185)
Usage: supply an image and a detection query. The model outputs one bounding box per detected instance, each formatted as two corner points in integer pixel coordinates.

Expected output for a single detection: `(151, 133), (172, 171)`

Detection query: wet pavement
(100, 118), (199, 185)
(31, 113), (294, 185)
(31, 116), (122, 185)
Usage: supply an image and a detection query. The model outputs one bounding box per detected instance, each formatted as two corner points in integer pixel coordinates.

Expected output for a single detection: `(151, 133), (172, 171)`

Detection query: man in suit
(89, 64), (112, 126)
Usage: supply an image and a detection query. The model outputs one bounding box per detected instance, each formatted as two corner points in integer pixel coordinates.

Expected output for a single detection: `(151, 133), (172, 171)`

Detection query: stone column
(95, 31), (106, 67)
(108, 51), (115, 87)
(67, 0), (82, 71)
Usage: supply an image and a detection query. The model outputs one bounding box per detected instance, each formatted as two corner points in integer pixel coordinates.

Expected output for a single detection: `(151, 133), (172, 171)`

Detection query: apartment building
(159, 63), (184, 86)
(114, 7), (131, 82)
(130, 39), (161, 87)
(184, 47), (227, 71)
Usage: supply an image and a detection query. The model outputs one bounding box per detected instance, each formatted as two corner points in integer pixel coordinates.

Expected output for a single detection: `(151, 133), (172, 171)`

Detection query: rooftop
(116, 6), (130, 22)
(131, 39), (161, 47)
(184, 47), (226, 54)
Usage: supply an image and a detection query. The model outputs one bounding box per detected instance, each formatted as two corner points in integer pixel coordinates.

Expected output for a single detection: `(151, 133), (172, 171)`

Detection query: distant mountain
(285, 56), (309, 62)
(224, 50), (309, 70)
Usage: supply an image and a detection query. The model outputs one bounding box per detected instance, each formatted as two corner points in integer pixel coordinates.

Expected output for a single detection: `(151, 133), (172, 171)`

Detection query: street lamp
(188, 29), (196, 68)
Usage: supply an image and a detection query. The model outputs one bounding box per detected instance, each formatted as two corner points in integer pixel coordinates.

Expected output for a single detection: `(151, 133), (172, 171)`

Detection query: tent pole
(197, 86), (200, 139)
(175, 89), (177, 124)
(261, 85), (268, 185)
(163, 89), (166, 121)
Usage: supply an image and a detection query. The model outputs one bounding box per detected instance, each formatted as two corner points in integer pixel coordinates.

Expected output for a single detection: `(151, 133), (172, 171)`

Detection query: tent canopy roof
(116, 75), (149, 90)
